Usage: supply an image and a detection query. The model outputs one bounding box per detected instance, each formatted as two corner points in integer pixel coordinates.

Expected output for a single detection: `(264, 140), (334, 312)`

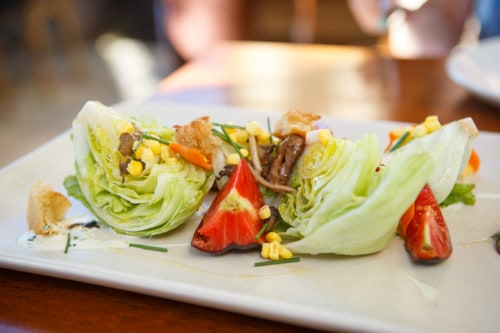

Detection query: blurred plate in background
(446, 37), (500, 107)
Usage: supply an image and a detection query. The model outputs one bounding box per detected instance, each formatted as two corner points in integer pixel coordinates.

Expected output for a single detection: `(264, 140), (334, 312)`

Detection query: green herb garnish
(220, 126), (244, 158)
(254, 257), (300, 267)
(255, 222), (269, 240)
(266, 117), (273, 144)
(212, 122), (245, 130)
(212, 123), (246, 151)
(64, 233), (71, 254)
(211, 128), (227, 141)
(141, 133), (170, 145)
(440, 183), (476, 207)
(129, 243), (168, 253)
(388, 130), (410, 152)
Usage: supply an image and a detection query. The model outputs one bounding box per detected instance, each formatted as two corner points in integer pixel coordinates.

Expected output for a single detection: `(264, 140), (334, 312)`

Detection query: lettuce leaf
(279, 118), (478, 255)
(64, 101), (214, 236)
(392, 117), (478, 203)
(440, 183), (476, 207)
(280, 134), (433, 255)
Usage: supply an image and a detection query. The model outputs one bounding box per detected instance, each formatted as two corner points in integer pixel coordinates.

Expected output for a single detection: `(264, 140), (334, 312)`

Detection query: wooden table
(156, 41), (500, 132)
(2, 41), (499, 333)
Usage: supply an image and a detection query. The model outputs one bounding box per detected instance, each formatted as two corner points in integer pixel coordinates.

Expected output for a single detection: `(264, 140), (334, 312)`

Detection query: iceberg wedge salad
(64, 101), (215, 236)
(279, 134), (434, 255)
(279, 117), (478, 256)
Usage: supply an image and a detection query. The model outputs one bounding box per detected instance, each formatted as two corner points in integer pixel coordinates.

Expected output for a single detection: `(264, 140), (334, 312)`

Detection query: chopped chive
(255, 222), (269, 240)
(220, 126), (244, 158)
(141, 133), (171, 146)
(266, 117), (273, 144)
(212, 128), (243, 147)
(254, 257), (300, 267)
(212, 122), (246, 130)
(388, 130), (410, 152)
(129, 243), (168, 253)
(211, 129), (244, 149)
(64, 232), (71, 254)
(132, 135), (144, 152)
(211, 128), (227, 141)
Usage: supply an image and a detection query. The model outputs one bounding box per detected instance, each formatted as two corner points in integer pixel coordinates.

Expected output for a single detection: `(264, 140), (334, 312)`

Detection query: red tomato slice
(191, 159), (264, 253)
(401, 184), (452, 263)
(397, 202), (415, 239)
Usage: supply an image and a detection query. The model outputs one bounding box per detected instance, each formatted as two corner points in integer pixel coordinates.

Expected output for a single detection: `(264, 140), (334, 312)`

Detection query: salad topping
(26, 101), (485, 264)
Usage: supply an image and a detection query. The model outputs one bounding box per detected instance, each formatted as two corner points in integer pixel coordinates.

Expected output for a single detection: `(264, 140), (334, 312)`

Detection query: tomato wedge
(191, 159), (264, 253)
(399, 184), (452, 263)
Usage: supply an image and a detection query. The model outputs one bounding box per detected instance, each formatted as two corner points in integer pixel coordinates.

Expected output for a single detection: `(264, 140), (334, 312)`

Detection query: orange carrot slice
(460, 148), (480, 177)
(468, 148), (480, 173)
(169, 142), (213, 170)
(384, 131), (398, 153)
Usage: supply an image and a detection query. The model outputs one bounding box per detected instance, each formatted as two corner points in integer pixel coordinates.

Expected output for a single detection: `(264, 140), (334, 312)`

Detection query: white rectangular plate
(1, 101), (499, 333)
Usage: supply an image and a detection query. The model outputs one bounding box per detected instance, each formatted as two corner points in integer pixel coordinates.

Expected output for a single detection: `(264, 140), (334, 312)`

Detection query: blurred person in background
(348, 0), (500, 58)
(159, 0), (245, 61)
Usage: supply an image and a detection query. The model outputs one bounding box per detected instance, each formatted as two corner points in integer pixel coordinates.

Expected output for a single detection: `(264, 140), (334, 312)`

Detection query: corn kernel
(261, 231), (294, 260)
(423, 115), (441, 133)
(265, 231), (281, 243)
(261, 242), (270, 259)
(239, 148), (249, 158)
(134, 145), (144, 159)
(279, 246), (293, 259)
(118, 121), (134, 134)
(140, 148), (155, 164)
(231, 129), (249, 145)
(226, 153), (241, 165)
(259, 205), (271, 220)
(246, 121), (263, 136)
(160, 145), (171, 161)
(257, 130), (271, 144)
(318, 129), (333, 146)
(127, 160), (143, 176)
(145, 139), (162, 155)
(269, 240), (281, 260)
(412, 124), (426, 138)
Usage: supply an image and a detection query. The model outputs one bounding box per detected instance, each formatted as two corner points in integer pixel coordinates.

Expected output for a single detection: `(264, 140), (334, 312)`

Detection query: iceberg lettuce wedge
(64, 101), (214, 236)
(280, 118), (478, 255)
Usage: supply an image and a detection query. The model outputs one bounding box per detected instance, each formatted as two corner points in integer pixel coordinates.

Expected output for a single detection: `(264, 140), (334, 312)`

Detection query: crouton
(174, 116), (220, 161)
(273, 110), (321, 139)
(27, 181), (71, 235)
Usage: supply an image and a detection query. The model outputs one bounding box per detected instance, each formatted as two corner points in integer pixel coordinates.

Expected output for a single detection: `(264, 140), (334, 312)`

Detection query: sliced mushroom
(268, 134), (305, 186)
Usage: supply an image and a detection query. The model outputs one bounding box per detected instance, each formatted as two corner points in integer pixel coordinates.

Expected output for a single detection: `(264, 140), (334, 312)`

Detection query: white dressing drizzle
(17, 214), (129, 252)
(407, 275), (440, 303)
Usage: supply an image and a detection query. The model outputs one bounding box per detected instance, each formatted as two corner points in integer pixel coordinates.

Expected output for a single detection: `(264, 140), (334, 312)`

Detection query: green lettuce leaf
(440, 183), (476, 207)
(279, 117), (478, 255)
(280, 134), (433, 255)
(64, 101), (214, 236)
